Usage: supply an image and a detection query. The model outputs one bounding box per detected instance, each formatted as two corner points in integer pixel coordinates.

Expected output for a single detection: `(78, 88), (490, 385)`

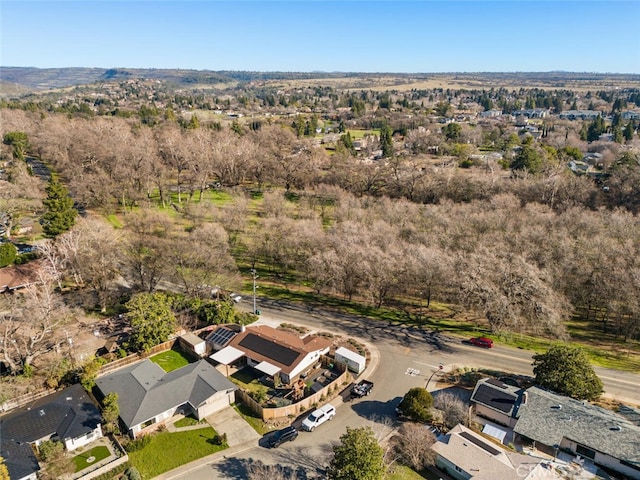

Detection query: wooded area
(1, 77), (639, 379)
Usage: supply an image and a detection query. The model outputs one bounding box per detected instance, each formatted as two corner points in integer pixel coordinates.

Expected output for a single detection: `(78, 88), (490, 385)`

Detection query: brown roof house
(0, 260), (44, 293)
(210, 325), (332, 384)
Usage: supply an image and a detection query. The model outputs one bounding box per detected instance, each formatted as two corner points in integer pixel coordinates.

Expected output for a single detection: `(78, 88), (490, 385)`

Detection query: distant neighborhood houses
(469, 378), (640, 479)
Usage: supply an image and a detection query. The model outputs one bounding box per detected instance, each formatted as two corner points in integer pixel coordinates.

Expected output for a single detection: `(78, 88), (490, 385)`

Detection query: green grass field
(127, 428), (227, 479)
(347, 129), (380, 139)
(149, 349), (191, 372)
(385, 465), (430, 479)
(72, 445), (111, 472)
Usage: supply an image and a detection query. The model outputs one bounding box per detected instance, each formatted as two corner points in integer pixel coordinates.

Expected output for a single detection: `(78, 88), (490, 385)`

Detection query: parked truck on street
(351, 379), (374, 398)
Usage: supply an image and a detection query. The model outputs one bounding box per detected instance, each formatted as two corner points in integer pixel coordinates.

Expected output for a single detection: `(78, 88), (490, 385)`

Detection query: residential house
(210, 325), (332, 384)
(479, 109), (503, 118)
(513, 386), (640, 479)
(0, 384), (103, 480)
(432, 424), (556, 480)
(559, 110), (602, 120)
(512, 109), (549, 119)
(621, 111), (640, 121)
(470, 378), (523, 428)
(0, 260), (44, 293)
(95, 359), (237, 439)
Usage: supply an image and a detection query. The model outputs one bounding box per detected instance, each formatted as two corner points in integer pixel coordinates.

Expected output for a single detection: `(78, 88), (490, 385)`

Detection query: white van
(301, 404), (336, 431)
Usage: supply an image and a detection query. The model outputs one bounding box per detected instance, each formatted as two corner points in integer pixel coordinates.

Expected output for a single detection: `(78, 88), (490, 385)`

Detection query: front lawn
(127, 427), (227, 479)
(72, 445), (111, 472)
(385, 465), (427, 479)
(174, 415), (206, 428)
(149, 348), (191, 372)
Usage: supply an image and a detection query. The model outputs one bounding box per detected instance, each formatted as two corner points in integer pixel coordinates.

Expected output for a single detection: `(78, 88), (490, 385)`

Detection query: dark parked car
(267, 426), (298, 448)
(469, 336), (494, 348)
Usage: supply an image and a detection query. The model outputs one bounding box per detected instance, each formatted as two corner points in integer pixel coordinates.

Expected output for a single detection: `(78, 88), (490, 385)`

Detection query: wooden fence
(236, 367), (350, 421)
(97, 338), (177, 377)
(0, 388), (57, 413)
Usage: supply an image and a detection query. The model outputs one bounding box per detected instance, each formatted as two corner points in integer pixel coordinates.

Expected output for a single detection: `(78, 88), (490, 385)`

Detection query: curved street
(168, 298), (640, 480)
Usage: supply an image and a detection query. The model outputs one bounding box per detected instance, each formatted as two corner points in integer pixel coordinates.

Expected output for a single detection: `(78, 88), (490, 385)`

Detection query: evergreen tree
(102, 392), (120, 434)
(623, 122), (634, 142)
(0, 243), (17, 268)
(511, 144), (544, 174)
(587, 116), (606, 142)
(380, 125), (394, 158)
(40, 176), (77, 238)
(327, 427), (385, 480)
(187, 114), (200, 129)
(2, 131), (29, 160)
(340, 132), (356, 155)
(126, 292), (177, 352)
(533, 345), (603, 401)
(442, 122), (462, 141)
(397, 387), (434, 422)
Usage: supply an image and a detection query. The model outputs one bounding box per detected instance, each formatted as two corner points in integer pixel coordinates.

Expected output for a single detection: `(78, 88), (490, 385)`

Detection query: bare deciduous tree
(389, 422), (437, 471)
(434, 392), (468, 429)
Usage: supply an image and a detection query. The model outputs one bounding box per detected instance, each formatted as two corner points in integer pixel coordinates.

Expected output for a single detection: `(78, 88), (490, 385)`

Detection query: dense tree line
(1, 107), (639, 345)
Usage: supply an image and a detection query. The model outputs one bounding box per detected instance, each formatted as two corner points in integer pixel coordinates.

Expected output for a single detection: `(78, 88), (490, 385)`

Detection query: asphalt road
(173, 298), (639, 479)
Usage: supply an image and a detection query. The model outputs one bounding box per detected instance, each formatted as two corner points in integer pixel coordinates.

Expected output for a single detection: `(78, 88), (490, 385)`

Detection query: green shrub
(124, 466), (142, 480)
(0, 242), (17, 267)
(90, 461), (131, 480)
(124, 435), (151, 452)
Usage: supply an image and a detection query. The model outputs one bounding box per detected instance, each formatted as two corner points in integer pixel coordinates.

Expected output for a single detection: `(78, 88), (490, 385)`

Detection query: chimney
(522, 392), (528, 405)
(241, 324), (246, 333)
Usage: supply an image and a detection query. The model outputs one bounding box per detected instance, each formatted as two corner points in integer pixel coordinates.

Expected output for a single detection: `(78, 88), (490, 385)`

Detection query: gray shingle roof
(95, 359), (236, 429)
(514, 387), (640, 467)
(0, 384), (101, 480)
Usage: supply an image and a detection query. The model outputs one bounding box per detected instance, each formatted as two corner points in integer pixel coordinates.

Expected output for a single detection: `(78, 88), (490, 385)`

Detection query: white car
(229, 293), (242, 303)
(301, 404), (336, 432)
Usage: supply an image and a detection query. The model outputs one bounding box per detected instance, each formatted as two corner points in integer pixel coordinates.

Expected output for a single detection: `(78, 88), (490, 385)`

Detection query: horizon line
(2, 66), (639, 76)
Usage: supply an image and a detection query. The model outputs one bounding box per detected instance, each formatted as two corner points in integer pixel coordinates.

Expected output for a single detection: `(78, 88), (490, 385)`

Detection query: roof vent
(551, 404), (562, 410)
(39, 409), (46, 416)
(610, 425), (622, 431)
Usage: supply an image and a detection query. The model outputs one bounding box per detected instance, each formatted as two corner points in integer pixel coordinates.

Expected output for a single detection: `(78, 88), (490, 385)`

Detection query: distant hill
(1, 67), (639, 97)
(0, 67), (360, 94)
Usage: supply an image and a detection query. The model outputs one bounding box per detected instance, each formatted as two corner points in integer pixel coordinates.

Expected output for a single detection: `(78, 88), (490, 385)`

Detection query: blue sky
(2, 1), (639, 73)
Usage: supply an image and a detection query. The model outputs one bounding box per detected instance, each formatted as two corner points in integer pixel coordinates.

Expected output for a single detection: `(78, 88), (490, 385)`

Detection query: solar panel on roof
(460, 431), (501, 456)
(209, 328), (237, 346)
(239, 333), (299, 366)
(472, 384), (516, 413)
(486, 378), (506, 388)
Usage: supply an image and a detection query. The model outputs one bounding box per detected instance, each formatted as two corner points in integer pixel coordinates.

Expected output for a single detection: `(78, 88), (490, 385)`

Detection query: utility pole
(251, 269), (258, 314)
